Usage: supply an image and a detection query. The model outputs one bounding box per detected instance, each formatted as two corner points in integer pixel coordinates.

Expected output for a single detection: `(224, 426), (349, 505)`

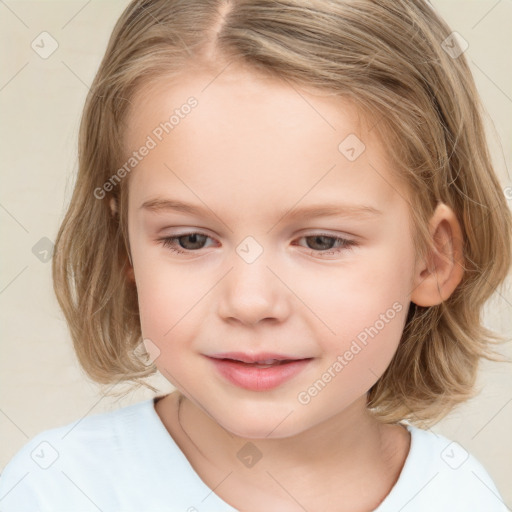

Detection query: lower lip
(207, 357), (312, 391)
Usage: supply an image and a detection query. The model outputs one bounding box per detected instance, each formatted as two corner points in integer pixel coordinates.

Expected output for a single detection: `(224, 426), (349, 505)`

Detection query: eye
(158, 233), (214, 254)
(294, 234), (358, 255)
(157, 231), (357, 256)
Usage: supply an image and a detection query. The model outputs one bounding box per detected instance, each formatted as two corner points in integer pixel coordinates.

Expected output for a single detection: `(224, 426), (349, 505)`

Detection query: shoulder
(0, 398), (157, 511)
(377, 424), (508, 512)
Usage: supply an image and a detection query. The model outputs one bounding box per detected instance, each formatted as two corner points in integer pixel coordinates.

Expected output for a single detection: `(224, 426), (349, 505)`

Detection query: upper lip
(207, 352), (311, 363)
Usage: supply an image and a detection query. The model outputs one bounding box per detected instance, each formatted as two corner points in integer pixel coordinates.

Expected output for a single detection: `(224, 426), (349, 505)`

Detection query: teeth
(233, 358), (285, 366)
(250, 361), (281, 368)
(220, 357), (300, 366)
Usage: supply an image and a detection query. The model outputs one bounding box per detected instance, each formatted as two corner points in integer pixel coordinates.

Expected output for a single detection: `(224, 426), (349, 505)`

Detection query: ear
(410, 203), (465, 306)
(123, 240), (135, 284)
(110, 196), (136, 283)
(125, 251), (135, 283)
(109, 196), (119, 218)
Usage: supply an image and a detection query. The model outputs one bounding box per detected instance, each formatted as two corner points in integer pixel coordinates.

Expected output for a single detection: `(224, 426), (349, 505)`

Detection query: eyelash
(157, 232), (358, 256)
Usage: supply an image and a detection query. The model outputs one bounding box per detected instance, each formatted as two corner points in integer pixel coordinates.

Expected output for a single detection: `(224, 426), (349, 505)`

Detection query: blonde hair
(52, 0), (511, 427)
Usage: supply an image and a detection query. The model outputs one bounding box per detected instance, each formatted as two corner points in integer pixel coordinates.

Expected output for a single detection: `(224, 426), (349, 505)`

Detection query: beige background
(1, 0), (511, 508)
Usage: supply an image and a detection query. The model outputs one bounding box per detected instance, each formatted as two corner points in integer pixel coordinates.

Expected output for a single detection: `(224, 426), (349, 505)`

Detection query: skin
(122, 64), (464, 511)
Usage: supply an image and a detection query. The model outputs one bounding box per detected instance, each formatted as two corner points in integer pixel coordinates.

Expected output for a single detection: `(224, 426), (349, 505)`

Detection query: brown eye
(304, 235), (337, 251)
(173, 233), (208, 250)
(295, 234), (357, 255)
(159, 233), (213, 254)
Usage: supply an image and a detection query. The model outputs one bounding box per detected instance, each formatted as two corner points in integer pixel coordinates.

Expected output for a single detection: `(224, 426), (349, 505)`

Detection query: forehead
(123, 66), (408, 218)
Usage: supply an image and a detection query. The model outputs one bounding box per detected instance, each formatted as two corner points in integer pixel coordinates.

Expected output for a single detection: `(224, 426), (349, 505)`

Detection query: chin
(216, 408), (307, 440)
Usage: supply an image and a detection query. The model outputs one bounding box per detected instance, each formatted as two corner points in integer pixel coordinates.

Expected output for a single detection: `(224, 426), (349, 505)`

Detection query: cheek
(298, 240), (414, 391)
(298, 266), (410, 409)
(133, 256), (229, 388)
(304, 244), (413, 339)
(136, 272), (204, 384)
(128, 218), (194, 339)
(137, 272), (200, 332)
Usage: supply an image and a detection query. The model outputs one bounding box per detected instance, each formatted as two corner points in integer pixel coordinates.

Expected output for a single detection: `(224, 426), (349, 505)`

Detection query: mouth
(211, 358), (307, 368)
(205, 353), (314, 391)
(208, 351), (312, 365)
(225, 359), (302, 368)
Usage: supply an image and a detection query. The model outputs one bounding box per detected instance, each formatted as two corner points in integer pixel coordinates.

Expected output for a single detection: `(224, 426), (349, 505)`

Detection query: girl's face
(125, 66), (417, 438)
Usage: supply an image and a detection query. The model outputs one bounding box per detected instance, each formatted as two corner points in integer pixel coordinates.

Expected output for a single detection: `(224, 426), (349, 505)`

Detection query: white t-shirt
(0, 396), (507, 511)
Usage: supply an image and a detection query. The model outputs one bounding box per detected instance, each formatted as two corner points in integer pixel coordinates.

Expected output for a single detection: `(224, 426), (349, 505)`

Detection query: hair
(52, 0), (511, 428)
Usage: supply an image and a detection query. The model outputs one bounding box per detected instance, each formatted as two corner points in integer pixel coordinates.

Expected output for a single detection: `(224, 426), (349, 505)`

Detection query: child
(1, 0), (510, 510)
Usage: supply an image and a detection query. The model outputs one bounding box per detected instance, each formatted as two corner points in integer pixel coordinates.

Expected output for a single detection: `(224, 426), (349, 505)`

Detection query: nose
(217, 252), (290, 327)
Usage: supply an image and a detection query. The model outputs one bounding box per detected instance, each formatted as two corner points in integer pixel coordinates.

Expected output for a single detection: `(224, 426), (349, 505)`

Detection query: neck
(159, 391), (411, 510)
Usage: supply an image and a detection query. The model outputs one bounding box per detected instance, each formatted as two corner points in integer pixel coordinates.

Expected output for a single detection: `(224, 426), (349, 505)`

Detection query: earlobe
(125, 250), (135, 283)
(410, 203), (465, 307)
(110, 196), (119, 218)
(110, 196), (135, 282)
(126, 264), (136, 283)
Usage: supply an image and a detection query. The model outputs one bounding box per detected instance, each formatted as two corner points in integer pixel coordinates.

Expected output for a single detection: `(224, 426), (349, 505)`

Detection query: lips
(208, 351), (307, 364)
(231, 359), (293, 368)
(206, 352), (313, 391)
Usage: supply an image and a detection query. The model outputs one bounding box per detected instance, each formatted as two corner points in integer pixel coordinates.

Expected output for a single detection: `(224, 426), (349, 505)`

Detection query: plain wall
(1, 0), (511, 507)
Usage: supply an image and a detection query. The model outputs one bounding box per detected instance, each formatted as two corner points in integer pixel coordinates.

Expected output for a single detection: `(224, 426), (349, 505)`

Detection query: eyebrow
(139, 197), (382, 220)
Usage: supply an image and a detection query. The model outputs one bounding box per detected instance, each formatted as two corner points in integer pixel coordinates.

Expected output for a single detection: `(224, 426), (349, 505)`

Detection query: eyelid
(157, 229), (359, 256)
(156, 228), (356, 243)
